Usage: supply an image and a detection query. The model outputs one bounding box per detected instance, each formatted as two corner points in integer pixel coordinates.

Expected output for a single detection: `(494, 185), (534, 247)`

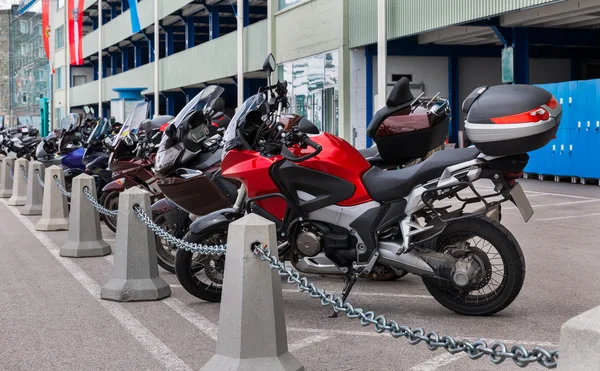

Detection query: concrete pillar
(8, 158), (28, 206)
(101, 187), (170, 302)
(559, 305), (600, 370)
(35, 165), (69, 231)
(21, 161), (44, 216)
(200, 214), (304, 371)
(60, 174), (111, 258)
(0, 157), (15, 198)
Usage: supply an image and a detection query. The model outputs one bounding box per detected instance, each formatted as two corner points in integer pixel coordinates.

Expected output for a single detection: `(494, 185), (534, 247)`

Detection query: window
(73, 75), (87, 86)
(19, 20), (28, 34)
(56, 67), (64, 90)
(55, 107), (65, 125)
(279, 0), (303, 10)
(57, 0), (64, 9)
(55, 26), (64, 49)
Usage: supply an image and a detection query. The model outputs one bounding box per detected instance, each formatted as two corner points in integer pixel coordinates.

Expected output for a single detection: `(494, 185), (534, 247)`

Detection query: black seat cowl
(363, 147), (480, 202)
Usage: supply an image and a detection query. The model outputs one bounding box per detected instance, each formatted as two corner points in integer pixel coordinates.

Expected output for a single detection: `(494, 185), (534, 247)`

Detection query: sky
(0, 0), (20, 10)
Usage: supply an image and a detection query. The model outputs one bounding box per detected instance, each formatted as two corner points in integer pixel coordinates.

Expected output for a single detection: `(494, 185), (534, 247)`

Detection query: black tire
(174, 224), (228, 302)
(154, 210), (190, 274)
(422, 216), (525, 316)
(100, 191), (119, 233)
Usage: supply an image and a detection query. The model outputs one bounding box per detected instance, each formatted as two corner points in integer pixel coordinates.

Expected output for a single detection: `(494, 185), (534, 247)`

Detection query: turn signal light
(115, 178), (126, 187)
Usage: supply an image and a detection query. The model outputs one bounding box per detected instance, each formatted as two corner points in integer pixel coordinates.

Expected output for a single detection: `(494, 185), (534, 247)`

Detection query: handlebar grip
(303, 137), (322, 152)
(280, 137), (322, 163)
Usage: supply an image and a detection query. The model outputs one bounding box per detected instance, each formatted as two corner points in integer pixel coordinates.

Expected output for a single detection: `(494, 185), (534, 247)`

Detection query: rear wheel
(422, 217), (525, 316)
(174, 225), (228, 302)
(100, 191), (119, 233)
(154, 210), (190, 273)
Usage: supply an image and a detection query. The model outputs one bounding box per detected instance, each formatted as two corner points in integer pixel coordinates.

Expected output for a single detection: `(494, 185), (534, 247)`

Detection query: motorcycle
(100, 102), (166, 232)
(165, 54), (561, 316)
(1, 126), (41, 159)
(151, 95), (234, 273)
(82, 118), (114, 204)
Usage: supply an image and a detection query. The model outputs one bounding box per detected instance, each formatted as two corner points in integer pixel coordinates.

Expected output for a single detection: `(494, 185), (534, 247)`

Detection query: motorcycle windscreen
(111, 102), (150, 148)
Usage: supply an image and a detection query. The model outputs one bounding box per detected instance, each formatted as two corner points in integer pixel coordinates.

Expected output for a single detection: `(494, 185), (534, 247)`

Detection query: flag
(68, 0), (84, 66)
(129, 0), (141, 33)
(42, 0), (55, 73)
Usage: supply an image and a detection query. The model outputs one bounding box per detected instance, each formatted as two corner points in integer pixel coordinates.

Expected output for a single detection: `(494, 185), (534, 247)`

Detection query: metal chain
(251, 243), (559, 369)
(133, 205), (227, 256)
(53, 176), (71, 198)
(6, 164), (13, 180)
(34, 169), (44, 187)
(82, 187), (119, 217)
(20, 165), (27, 182)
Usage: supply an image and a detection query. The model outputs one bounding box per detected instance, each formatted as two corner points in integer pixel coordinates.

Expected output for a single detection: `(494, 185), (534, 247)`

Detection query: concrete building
(0, 9), (11, 126)
(54, 0), (600, 146)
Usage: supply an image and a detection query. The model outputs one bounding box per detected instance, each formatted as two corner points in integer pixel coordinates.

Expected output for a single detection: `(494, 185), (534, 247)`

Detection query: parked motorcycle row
(8, 53), (562, 317)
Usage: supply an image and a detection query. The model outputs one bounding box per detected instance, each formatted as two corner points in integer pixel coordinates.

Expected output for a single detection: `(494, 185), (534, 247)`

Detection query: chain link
(34, 169), (44, 187)
(53, 175), (71, 198)
(133, 205), (227, 255)
(251, 243), (559, 369)
(82, 187), (119, 217)
(20, 165), (27, 182)
(6, 164), (13, 180)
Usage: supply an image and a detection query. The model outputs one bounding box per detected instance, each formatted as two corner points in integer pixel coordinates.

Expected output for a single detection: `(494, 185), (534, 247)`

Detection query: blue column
(111, 53), (118, 75)
(165, 27), (174, 56)
(513, 27), (529, 84)
(365, 47), (373, 148)
(121, 0), (129, 13)
(134, 42), (142, 67)
(148, 96), (155, 117)
(102, 57), (108, 78)
(243, 0), (249, 26)
(92, 18), (98, 30)
(166, 93), (175, 116)
(101, 9), (106, 25)
(110, 2), (117, 19)
(209, 7), (219, 40)
(185, 16), (195, 48)
(122, 48), (129, 72)
(148, 36), (154, 62)
(448, 52), (459, 145)
(92, 61), (98, 81)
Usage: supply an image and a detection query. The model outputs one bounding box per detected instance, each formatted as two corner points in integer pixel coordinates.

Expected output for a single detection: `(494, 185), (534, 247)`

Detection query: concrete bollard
(21, 161), (44, 216)
(0, 157), (15, 198)
(60, 174), (111, 258)
(35, 165), (69, 231)
(201, 213), (304, 371)
(8, 158), (29, 206)
(101, 187), (171, 302)
(558, 305), (600, 370)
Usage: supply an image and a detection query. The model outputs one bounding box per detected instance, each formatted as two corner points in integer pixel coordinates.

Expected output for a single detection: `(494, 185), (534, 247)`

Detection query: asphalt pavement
(1, 178), (600, 370)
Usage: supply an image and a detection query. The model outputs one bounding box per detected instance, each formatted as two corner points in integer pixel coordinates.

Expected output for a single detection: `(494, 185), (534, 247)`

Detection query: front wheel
(422, 216), (525, 316)
(99, 191), (119, 233)
(174, 225), (228, 302)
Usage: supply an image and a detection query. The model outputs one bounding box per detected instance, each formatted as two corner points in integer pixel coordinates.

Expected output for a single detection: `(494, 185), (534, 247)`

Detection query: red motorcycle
(169, 54), (560, 316)
(100, 102), (171, 232)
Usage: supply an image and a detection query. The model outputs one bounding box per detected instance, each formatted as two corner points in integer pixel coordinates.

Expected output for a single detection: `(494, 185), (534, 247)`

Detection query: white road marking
(162, 297), (218, 341)
(282, 289), (433, 299)
(3, 201), (191, 371)
(104, 238), (115, 242)
(503, 199), (600, 210)
(409, 353), (466, 371)
(170, 284), (183, 288)
(535, 212), (600, 222)
(288, 334), (332, 352)
(104, 255), (114, 264)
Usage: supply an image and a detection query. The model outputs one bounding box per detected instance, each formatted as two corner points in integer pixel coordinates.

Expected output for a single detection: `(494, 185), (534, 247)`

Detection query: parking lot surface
(1, 178), (599, 370)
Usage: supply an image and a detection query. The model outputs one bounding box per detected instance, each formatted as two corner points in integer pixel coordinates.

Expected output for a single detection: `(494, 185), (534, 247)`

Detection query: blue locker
(568, 80), (586, 177)
(586, 80), (600, 179)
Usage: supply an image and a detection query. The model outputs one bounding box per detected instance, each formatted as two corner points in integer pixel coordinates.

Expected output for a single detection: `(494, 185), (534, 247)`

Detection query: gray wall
(0, 10), (11, 117)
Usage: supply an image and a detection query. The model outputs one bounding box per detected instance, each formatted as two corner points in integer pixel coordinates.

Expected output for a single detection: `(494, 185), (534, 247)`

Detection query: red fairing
(221, 133), (373, 220)
(287, 133), (372, 206)
(222, 150), (288, 220)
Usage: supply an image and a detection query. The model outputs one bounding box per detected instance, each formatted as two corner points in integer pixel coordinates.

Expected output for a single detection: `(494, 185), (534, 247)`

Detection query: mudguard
(188, 208), (241, 234)
(151, 197), (179, 215)
(101, 177), (137, 193)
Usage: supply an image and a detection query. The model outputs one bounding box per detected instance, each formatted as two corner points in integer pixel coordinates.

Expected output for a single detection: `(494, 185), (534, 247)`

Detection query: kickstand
(329, 273), (358, 318)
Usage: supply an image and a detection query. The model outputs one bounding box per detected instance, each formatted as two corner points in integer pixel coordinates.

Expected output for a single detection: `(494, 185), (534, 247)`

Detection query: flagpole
(237, 0), (244, 107)
(98, 0), (102, 116)
(153, 0), (159, 117)
(65, 0), (70, 114)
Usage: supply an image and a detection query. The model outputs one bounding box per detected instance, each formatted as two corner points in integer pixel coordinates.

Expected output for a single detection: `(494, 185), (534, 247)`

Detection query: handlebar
(280, 134), (322, 163)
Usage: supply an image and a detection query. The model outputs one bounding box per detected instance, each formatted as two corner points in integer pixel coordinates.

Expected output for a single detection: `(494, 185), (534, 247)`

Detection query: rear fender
(189, 208), (241, 234)
(151, 197), (179, 215)
(101, 177), (135, 193)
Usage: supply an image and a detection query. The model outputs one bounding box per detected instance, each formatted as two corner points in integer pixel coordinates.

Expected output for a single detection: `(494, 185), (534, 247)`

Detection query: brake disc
(204, 256), (225, 284)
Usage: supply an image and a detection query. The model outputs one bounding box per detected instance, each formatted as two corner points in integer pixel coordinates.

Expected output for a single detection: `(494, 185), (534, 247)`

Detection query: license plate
(510, 182), (534, 222)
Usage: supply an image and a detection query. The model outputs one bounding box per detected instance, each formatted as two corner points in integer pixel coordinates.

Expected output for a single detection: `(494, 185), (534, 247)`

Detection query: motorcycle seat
(358, 145), (380, 160)
(362, 147), (480, 202)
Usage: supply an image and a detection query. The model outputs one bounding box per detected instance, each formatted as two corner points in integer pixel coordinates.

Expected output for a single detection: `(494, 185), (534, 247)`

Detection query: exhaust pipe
(376, 241), (435, 276)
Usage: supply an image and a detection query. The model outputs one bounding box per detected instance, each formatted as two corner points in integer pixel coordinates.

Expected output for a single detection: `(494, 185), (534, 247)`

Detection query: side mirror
(142, 119), (152, 133)
(83, 106), (90, 114)
(164, 123), (177, 139)
(263, 53), (276, 73)
(298, 118), (319, 135)
(213, 98), (225, 113)
(90, 107), (95, 115)
(104, 137), (112, 148)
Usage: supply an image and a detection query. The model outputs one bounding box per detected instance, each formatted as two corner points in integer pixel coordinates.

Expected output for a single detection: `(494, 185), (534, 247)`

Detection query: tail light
(490, 96), (557, 125)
